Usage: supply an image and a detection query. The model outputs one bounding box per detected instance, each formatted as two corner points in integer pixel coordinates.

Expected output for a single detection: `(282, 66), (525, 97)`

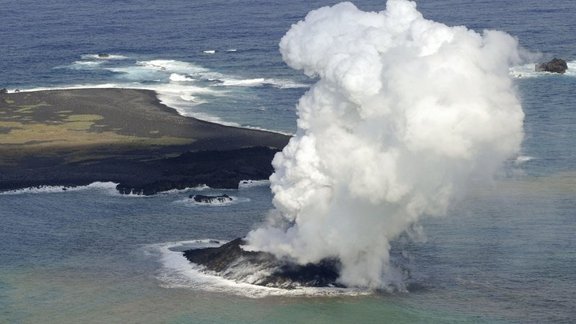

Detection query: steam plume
(246, 0), (524, 289)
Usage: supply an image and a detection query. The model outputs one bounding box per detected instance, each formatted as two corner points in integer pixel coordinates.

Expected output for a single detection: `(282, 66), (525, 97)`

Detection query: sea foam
(173, 195), (250, 207)
(0, 182), (119, 195)
(217, 77), (308, 89)
(16, 55), (303, 133)
(81, 54), (129, 60)
(239, 179), (271, 189)
(510, 60), (576, 78)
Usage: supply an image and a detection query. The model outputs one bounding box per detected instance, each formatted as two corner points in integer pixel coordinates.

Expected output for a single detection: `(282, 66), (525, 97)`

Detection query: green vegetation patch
(0, 90), (211, 166)
(15, 103), (50, 114)
(64, 114), (103, 123)
(0, 112), (194, 149)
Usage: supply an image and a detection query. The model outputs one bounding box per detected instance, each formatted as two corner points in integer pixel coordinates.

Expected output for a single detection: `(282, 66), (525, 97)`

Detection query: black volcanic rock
(536, 58), (568, 74)
(190, 194), (233, 204)
(183, 238), (343, 288)
(113, 146), (281, 195)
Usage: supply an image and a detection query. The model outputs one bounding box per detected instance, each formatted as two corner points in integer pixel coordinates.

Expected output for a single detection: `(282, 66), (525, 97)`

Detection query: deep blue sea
(1, 0), (575, 323)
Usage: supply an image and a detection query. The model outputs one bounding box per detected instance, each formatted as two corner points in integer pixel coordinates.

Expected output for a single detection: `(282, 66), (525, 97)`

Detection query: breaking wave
(169, 73), (195, 82)
(14, 55), (305, 133)
(66, 60), (104, 70)
(0, 182), (119, 195)
(217, 77), (308, 89)
(158, 185), (211, 194)
(81, 54), (129, 60)
(514, 155), (534, 165)
(238, 179), (271, 189)
(0, 182), (216, 197)
(173, 195), (250, 207)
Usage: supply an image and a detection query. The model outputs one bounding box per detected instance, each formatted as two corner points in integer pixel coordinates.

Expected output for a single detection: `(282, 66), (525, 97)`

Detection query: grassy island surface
(0, 88), (290, 194)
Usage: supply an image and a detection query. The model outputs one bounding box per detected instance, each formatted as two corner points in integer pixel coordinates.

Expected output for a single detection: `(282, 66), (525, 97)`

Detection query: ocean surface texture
(1, 0), (575, 323)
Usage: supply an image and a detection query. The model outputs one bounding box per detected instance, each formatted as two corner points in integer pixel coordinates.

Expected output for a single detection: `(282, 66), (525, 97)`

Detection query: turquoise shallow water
(1, 0), (576, 323)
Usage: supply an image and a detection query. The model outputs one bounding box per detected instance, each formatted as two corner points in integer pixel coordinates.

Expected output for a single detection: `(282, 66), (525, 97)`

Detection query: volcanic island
(0, 88), (289, 195)
(0, 88), (348, 288)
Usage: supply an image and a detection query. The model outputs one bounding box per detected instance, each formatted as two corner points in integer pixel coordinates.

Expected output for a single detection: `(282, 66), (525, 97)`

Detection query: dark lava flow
(183, 238), (344, 288)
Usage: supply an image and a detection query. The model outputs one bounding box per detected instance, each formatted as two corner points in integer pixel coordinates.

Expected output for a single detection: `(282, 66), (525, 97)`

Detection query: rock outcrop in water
(183, 238), (343, 288)
(190, 194), (233, 204)
(535, 58), (568, 74)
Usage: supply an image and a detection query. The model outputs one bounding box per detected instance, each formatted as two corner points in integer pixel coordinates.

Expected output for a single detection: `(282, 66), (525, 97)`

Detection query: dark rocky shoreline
(0, 146), (281, 195)
(0, 88), (290, 194)
(183, 238), (343, 288)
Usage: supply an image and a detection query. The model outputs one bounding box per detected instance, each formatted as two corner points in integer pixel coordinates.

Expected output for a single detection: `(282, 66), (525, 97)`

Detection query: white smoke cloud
(245, 0), (524, 289)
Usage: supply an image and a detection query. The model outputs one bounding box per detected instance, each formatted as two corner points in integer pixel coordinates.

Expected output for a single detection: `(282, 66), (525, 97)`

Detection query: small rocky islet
(183, 238), (343, 288)
(535, 58), (568, 74)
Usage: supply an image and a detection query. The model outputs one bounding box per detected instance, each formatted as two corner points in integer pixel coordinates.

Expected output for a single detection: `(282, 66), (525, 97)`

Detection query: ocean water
(1, 0), (575, 323)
